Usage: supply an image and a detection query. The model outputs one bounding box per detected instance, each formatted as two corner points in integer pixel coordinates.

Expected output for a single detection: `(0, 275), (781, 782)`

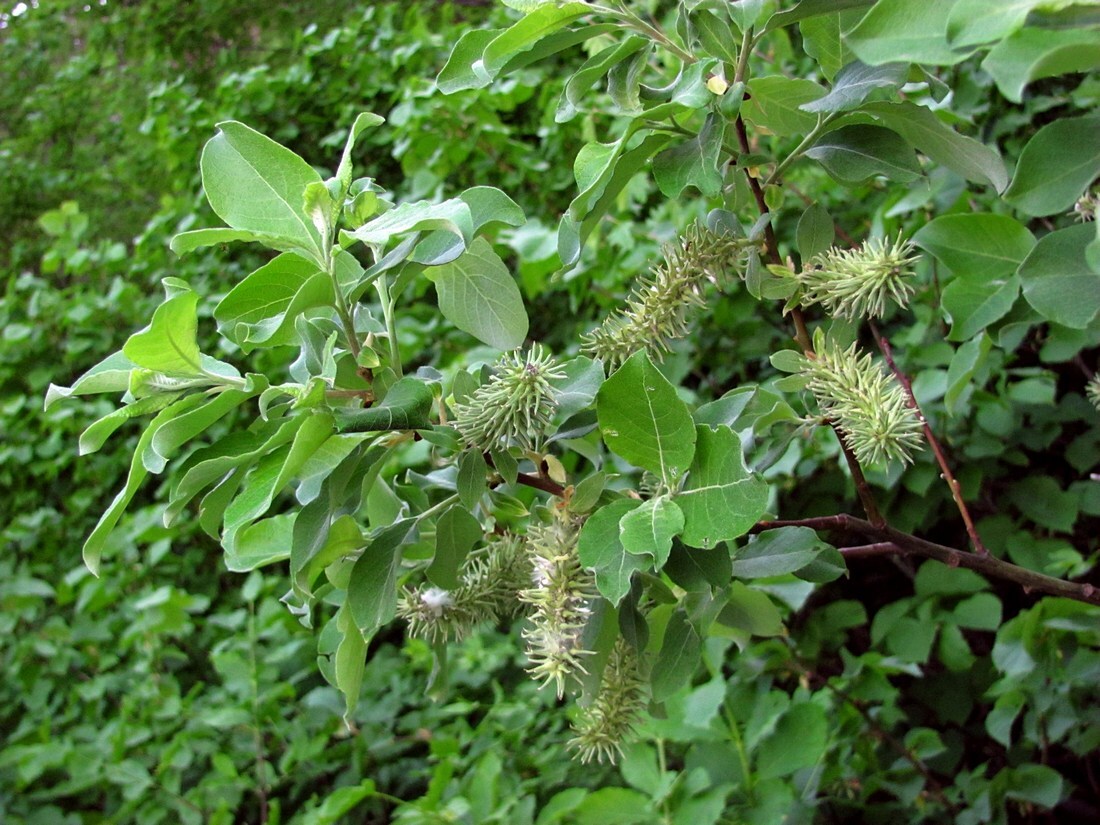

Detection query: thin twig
(753, 515), (1100, 606)
(482, 451), (567, 498)
(838, 542), (902, 559)
(869, 323), (987, 555)
(733, 115), (883, 525)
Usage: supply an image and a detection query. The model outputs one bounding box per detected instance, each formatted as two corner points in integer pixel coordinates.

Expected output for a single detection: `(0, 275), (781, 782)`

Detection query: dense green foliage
(4, 1), (1100, 824)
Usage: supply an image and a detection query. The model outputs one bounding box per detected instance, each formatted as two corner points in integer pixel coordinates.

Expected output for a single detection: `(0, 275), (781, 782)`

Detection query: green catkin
(583, 223), (745, 369)
(797, 234), (919, 320)
(519, 515), (596, 699)
(451, 344), (565, 451)
(567, 639), (647, 765)
(802, 335), (924, 466)
(397, 536), (529, 645)
(1087, 374), (1100, 412)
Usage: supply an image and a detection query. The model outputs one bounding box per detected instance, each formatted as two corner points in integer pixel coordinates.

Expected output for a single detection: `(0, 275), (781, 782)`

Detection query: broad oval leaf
(214, 252), (337, 351)
(577, 497), (646, 606)
(913, 214), (1035, 281)
(619, 496), (685, 569)
(596, 351), (696, 485)
(676, 425), (769, 549)
(200, 121), (324, 264)
(847, 0), (972, 66)
(861, 101), (1008, 191)
(423, 238), (528, 350)
(1004, 114), (1100, 217)
(806, 124), (921, 184)
(801, 60), (908, 113)
(1018, 223), (1100, 329)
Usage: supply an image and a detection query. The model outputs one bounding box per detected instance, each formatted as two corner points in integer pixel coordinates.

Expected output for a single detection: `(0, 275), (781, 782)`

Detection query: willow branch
(869, 323), (987, 555)
(733, 114), (882, 525)
(483, 451), (567, 498)
(754, 516), (1100, 606)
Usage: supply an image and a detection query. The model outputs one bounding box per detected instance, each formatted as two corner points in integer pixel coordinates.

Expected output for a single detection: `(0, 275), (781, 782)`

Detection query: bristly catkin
(583, 223), (745, 369)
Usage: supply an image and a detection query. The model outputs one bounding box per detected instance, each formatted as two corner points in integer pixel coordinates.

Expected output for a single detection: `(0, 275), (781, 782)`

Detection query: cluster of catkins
(398, 511), (646, 764)
(400, 224), (936, 762)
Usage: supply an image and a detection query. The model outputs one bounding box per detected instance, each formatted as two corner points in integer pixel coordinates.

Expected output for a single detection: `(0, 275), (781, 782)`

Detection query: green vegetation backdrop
(2, 1), (1098, 824)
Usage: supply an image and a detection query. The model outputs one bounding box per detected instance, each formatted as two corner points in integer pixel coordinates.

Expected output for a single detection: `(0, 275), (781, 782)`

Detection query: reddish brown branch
(754, 515), (1100, 606)
(734, 113), (882, 526)
(483, 451), (567, 498)
(869, 323), (987, 555)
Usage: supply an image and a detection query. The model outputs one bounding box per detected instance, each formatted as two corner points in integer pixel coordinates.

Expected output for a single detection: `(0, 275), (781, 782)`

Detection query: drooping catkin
(519, 515), (596, 699)
(583, 224), (745, 369)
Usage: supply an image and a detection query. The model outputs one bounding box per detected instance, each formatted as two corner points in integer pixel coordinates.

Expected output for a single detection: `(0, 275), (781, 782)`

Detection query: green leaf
(222, 413), (335, 545)
(861, 101), (1008, 191)
(457, 449), (488, 511)
(717, 581), (784, 636)
(427, 505), (482, 590)
(333, 605), (366, 721)
(796, 203), (835, 262)
(1004, 764), (1064, 809)
(170, 227), (308, 256)
(596, 351), (697, 485)
(165, 420), (303, 526)
(798, 11), (860, 80)
(347, 519), (416, 635)
(483, 2), (592, 74)
(765, 0), (874, 33)
(1004, 114), (1100, 217)
(437, 28), (500, 93)
(214, 253), (334, 351)
(1007, 475), (1078, 532)
(953, 592), (1003, 630)
(663, 540), (733, 591)
(941, 275), (1020, 341)
(847, 0), (971, 66)
(308, 780), (378, 825)
(619, 496), (685, 568)
(577, 498), (647, 606)
(983, 25), (1100, 103)
(1018, 223), (1100, 329)
(945, 333), (992, 414)
(350, 197), (473, 249)
(78, 392), (184, 456)
(692, 9), (739, 65)
(334, 112), (385, 200)
(806, 124), (921, 184)
(742, 76), (825, 136)
(423, 238), (529, 350)
(650, 610), (702, 702)
(571, 788), (652, 825)
(947, 0), (1049, 47)
(333, 377), (434, 432)
(731, 527), (825, 579)
(226, 513), (294, 572)
(913, 214), (1035, 280)
(200, 121), (324, 264)
(794, 545), (847, 583)
(144, 386), (260, 473)
(652, 112), (727, 198)
(727, 0), (775, 32)
(801, 60), (908, 113)
(756, 703), (828, 779)
(676, 426), (769, 549)
(123, 282), (203, 376)
(558, 132), (673, 265)
(83, 394), (207, 575)
(458, 186), (526, 234)
(557, 35), (649, 123)
(45, 350), (137, 409)
(293, 513), (363, 598)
